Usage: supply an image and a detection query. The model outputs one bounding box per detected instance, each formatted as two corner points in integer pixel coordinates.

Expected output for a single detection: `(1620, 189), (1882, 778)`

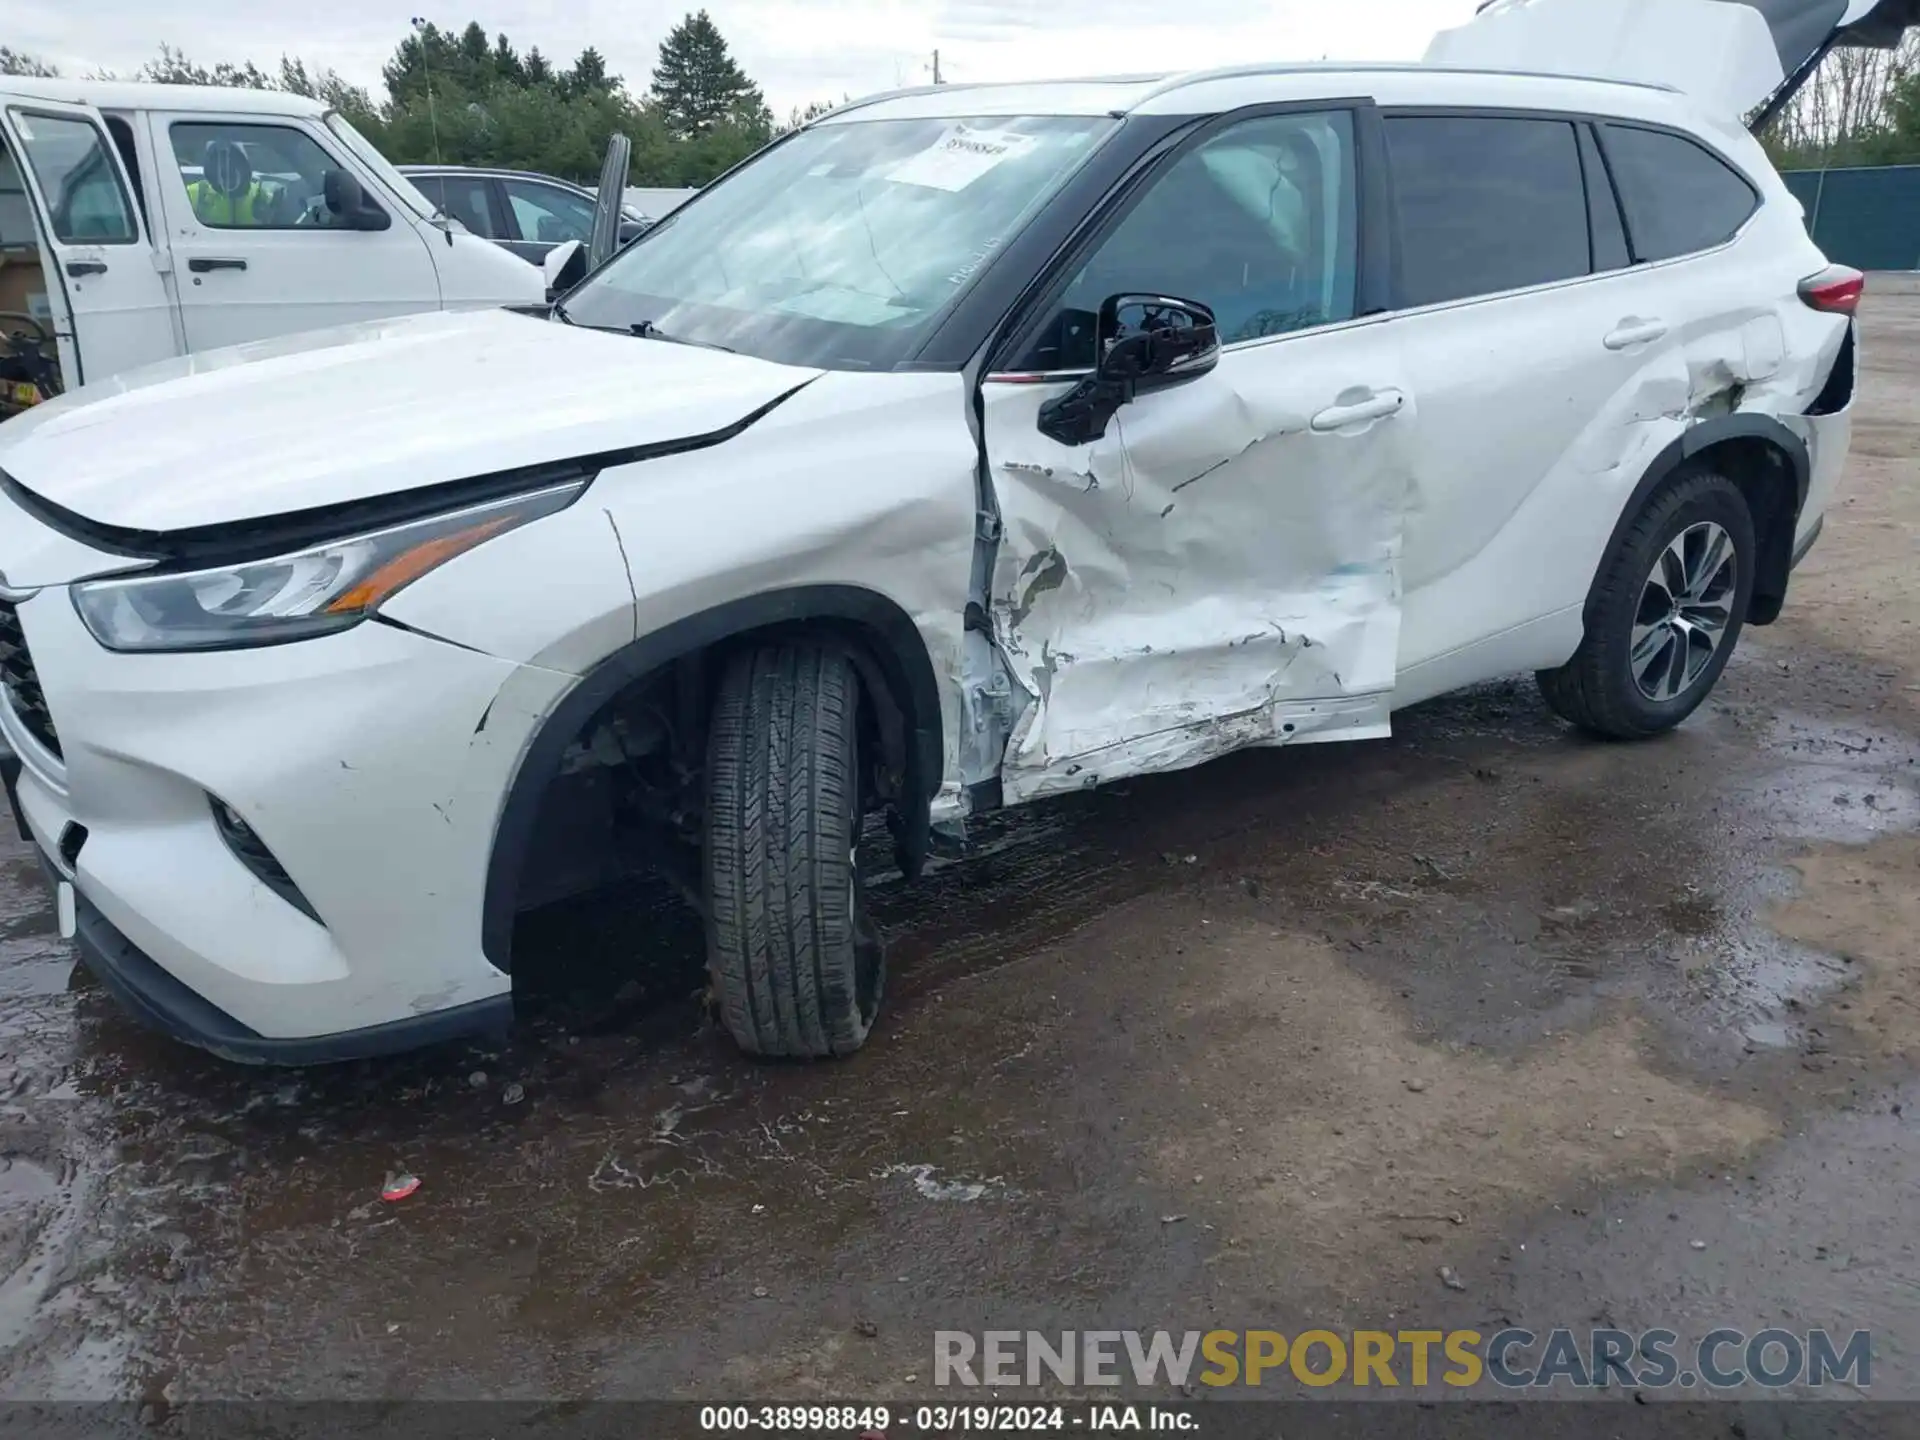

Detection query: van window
(1385, 115), (1589, 308)
(1011, 110), (1359, 371)
(168, 121), (374, 230)
(8, 110), (138, 243)
(1600, 124), (1758, 262)
(103, 116), (147, 227)
(0, 142), (33, 249)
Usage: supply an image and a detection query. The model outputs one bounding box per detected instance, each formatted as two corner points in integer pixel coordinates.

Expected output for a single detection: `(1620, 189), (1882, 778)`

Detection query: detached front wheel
(704, 644), (884, 1058)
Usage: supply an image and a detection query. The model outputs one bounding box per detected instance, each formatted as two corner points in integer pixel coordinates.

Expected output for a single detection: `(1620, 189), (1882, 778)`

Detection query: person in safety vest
(186, 139), (280, 226)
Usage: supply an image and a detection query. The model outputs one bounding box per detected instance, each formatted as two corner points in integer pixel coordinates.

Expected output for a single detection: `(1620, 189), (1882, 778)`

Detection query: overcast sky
(13, 0), (1487, 118)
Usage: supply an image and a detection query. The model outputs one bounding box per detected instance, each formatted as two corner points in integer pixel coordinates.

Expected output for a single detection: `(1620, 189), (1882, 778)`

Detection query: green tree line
(1, 12), (815, 188)
(1755, 39), (1920, 170)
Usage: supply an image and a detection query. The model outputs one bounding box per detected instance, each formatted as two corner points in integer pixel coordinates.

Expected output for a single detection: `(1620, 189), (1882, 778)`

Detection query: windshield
(561, 115), (1114, 369)
(325, 112), (435, 220)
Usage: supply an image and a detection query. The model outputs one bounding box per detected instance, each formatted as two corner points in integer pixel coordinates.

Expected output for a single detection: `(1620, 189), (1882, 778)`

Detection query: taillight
(1800, 265), (1865, 315)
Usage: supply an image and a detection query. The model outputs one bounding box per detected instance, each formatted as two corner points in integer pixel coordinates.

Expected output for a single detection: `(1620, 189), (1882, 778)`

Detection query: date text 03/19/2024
(697, 1405), (1195, 1432)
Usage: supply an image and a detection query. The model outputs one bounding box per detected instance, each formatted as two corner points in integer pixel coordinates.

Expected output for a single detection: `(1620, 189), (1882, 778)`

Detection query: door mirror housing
(543, 239), (588, 298)
(1037, 294), (1220, 447)
(324, 170), (390, 231)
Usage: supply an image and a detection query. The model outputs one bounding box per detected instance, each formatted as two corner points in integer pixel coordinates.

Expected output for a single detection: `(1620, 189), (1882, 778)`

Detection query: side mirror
(1037, 293), (1220, 447)
(543, 239), (588, 298)
(324, 170), (390, 232)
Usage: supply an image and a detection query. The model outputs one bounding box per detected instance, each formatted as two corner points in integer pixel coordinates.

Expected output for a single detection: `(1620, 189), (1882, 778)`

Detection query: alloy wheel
(1629, 520), (1738, 703)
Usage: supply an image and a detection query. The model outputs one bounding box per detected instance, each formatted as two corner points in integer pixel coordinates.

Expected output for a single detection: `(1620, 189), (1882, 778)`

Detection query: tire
(1537, 468), (1756, 740)
(704, 644), (884, 1059)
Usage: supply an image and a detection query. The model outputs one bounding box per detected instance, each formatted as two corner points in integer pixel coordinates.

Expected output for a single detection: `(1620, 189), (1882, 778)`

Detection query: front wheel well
(481, 588), (943, 975)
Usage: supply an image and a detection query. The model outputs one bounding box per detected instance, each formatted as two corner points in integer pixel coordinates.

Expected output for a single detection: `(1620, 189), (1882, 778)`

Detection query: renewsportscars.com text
(934, 1328), (1871, 1391)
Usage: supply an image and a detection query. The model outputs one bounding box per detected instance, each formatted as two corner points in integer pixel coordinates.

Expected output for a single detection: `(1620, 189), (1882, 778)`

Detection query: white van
(0, 79), (542, 419)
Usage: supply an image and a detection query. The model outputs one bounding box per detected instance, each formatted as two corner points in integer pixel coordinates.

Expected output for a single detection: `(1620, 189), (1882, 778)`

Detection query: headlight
(71, 482), (585, 653)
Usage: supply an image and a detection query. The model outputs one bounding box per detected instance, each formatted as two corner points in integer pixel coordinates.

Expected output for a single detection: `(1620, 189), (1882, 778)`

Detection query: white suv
(0, 0), (1881, 1064)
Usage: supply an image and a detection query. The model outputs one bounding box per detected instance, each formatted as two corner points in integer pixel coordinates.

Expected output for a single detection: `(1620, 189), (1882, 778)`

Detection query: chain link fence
(1784, 165), (1920, 271)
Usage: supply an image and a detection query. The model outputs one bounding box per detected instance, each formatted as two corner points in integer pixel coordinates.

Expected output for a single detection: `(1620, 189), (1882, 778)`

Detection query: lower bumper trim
(58, 859), (511, 1065)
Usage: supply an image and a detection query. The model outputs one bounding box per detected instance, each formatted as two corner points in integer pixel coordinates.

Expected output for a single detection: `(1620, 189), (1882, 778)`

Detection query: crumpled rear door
(1427, 0), (1920, 124)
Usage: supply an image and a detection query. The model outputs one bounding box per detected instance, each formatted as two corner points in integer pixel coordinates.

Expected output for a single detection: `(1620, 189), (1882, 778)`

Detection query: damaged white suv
(0, 0), (1888, 1064)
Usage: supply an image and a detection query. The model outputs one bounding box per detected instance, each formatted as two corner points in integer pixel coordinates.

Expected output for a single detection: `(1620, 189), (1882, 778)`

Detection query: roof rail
(1133, 58), (1680, 105)
(810, 73), (1172, 124)
(813, 83), (989, 123)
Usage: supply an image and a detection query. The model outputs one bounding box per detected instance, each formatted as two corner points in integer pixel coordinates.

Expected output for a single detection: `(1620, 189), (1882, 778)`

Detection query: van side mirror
(324, 170), (390, 232)
(1037, 294), (1220, 447)
(543, 239), (588, 298)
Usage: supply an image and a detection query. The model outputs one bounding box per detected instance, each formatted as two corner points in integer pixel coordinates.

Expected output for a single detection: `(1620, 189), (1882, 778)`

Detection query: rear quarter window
(1599, 124), (1758, 262)
(1384, 115), (1591, 309)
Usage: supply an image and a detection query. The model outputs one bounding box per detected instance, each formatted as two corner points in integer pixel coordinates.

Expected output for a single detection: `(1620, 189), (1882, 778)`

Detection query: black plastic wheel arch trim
(1583, 413), (1810, 631)
(480, 584), (944, 975)
(0, 380), (812, 572)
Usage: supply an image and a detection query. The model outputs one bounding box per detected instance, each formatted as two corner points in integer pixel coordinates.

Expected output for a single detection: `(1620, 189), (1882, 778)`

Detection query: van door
(1427, 0), (1920, 125)
(981, 104), (1412, 805)
(150, 112), (440, 351)
(0, 99), (177, 390)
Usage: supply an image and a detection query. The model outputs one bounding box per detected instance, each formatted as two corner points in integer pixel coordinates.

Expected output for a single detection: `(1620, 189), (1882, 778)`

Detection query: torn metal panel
(598, 371), (980, 799)
(981, 335), (1409, 805)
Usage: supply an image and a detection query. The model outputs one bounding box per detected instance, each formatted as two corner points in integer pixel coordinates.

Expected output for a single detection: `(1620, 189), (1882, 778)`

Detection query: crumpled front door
(981, 324), (1414, 806)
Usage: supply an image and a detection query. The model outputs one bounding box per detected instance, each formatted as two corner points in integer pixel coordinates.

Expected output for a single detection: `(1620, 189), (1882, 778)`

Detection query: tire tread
(1537, 468), (1754, 741)
(705, 644), (878, 1059)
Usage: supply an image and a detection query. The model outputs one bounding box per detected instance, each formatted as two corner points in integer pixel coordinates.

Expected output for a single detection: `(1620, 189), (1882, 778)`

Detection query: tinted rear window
(1386, 116), (1590, 308)
(1600, 124), (1757, 262)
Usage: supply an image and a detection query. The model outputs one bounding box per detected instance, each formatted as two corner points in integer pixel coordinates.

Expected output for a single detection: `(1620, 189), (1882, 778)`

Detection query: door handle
(64, 260), (107, 277)
(188, 257), (248, 273)
(1310, 389), (1406, 433)
(1604, 319), (1669, 350)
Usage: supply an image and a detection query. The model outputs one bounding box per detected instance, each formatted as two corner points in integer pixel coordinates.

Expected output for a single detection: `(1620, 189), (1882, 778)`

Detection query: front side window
(503, 179), (594, 246)
(1386, 115), (1590, 309)
(560, 114), (1114, 370)
(325, 113), (434, 219)
(168, 121), (372, 230)
(8, 110), (137, 243)
(1601, 124), (1758, 263)
(1012, 110), (1359, 372)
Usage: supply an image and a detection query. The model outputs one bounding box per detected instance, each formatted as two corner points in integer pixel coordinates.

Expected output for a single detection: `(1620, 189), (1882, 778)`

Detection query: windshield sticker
(887, 124), (1039, 192)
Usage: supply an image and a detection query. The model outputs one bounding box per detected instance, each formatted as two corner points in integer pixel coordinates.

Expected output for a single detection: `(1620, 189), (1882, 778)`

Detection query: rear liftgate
(1427, 0), (1920, 131)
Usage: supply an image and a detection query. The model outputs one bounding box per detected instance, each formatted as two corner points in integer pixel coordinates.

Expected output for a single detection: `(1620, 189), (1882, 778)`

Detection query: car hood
(0, 308), (821, 533)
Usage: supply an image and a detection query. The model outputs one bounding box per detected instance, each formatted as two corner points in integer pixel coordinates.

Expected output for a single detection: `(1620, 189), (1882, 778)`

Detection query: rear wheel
(704, 644), (884, 1058)
(1537, 469), (1756, 740)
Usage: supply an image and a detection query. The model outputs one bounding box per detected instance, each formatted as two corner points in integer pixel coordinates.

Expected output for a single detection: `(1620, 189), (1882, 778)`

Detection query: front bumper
(0, 588), (575, 1060)
(48, 845), (510, 1064)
